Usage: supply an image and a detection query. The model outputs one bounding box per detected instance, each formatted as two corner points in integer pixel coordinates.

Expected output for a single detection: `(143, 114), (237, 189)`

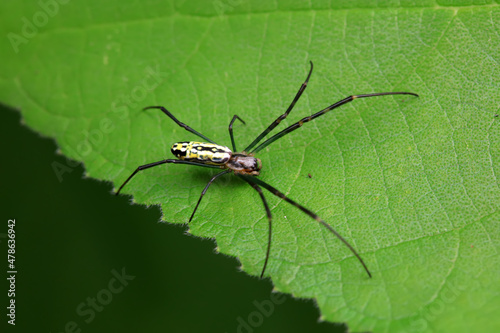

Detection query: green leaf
(1, 1), (499, 332)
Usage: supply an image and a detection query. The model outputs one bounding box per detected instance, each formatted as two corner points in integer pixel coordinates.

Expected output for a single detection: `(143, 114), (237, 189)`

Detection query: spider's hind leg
(115, 159), (223, 196)
(143, 106), (216, 144)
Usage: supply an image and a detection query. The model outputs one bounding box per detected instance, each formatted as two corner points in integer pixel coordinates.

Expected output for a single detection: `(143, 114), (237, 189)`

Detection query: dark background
(1, 104), (347, 332)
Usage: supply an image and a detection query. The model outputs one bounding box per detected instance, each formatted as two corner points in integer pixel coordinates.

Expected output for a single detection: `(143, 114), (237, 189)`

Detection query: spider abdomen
(171, 141), (232, 165)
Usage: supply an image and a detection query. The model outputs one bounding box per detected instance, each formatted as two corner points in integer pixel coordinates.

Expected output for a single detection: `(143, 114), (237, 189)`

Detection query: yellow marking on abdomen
(171, 141), (232, 165)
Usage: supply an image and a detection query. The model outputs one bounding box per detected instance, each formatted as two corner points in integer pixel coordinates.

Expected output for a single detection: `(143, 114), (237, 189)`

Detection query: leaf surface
(1, 1), (499, 331)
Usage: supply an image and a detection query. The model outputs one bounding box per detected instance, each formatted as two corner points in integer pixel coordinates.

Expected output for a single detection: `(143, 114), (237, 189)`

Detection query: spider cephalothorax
(116, 61), (418, 278)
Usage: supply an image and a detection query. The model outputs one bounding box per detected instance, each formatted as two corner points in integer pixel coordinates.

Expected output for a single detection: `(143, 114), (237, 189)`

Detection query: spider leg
(189, 170), (232, 223)
(244, 61), (314, 152)
(115, 159), (223, 195)
(238, 175), (273, 279)
(228, 115), (246, 152)
(240, 175), (372, 278)
(143, 106), (216, 144)
(251, 91), (419, 153)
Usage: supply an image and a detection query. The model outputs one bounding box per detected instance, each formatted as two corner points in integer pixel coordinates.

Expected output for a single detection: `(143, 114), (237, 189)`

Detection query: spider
(115, 62), (418, 279)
